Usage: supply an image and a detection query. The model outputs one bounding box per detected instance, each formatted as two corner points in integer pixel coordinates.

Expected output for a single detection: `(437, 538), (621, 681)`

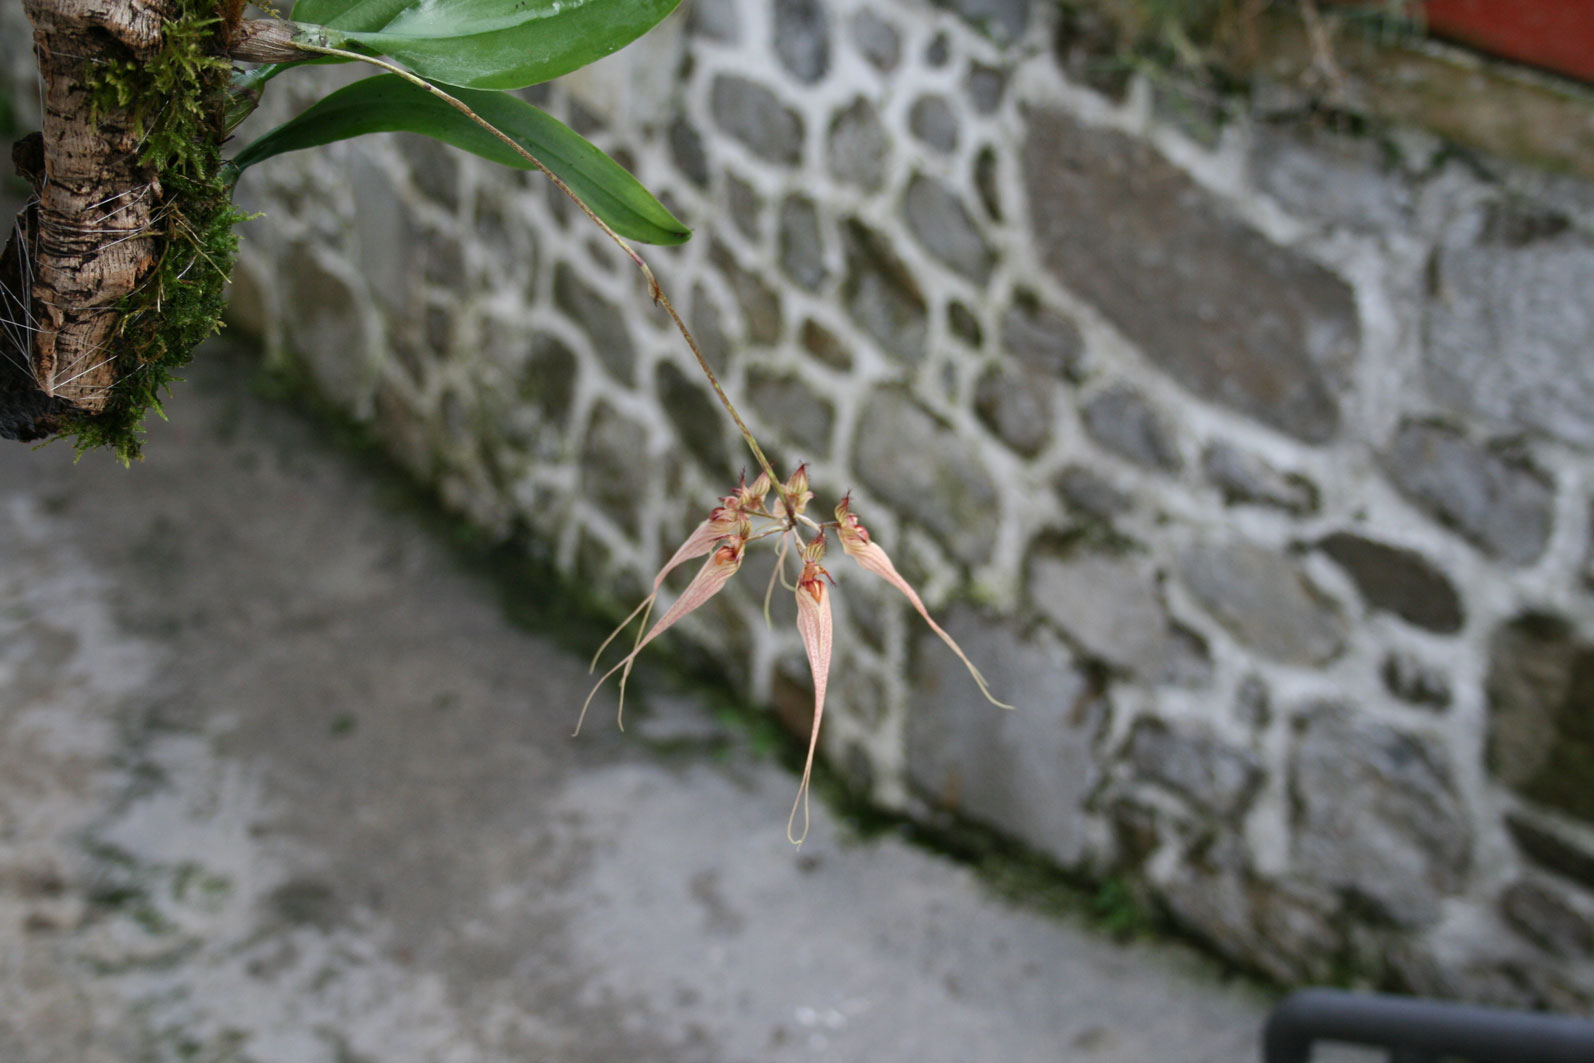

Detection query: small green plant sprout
(581, 466), (1013, 846)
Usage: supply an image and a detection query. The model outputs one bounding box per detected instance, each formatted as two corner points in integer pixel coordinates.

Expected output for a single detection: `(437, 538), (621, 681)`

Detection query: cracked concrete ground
(0, 344), (1276, 1062)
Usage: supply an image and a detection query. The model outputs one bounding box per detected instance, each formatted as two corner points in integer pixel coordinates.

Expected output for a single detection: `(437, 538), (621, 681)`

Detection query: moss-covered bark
(1, 0), (244, 460)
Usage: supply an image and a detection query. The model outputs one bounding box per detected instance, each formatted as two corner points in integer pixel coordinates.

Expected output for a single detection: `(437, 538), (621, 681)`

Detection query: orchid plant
(580, 464), (1012, 845)
(221, 0), (1010, 844)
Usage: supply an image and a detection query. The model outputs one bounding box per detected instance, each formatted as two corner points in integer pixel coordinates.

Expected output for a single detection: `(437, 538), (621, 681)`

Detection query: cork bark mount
(2, 0), (244, 444)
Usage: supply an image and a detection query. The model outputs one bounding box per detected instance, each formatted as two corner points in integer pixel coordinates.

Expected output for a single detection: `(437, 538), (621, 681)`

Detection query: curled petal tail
(589, 508), (746, 672)
(835, 500), (1012, 710)
(787, 547), (834, 847)
(576, 540), (745, 736)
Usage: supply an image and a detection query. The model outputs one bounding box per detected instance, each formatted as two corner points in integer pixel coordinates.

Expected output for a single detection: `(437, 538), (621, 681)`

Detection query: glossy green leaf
(230, 75), (690, 246)
(289, 0), (682, 90)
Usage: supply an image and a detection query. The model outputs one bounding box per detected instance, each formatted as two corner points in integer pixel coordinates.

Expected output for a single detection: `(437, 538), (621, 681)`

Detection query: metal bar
(1262, 988), (1594, 1063)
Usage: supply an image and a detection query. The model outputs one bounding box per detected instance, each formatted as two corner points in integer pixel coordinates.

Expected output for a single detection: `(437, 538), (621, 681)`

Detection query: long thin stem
(287, 42), (791, 510)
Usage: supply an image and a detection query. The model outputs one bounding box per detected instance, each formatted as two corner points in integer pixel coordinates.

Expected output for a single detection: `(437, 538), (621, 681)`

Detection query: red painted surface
(1423, 0), (1594, 82)
(1346, 1), (1594, 83)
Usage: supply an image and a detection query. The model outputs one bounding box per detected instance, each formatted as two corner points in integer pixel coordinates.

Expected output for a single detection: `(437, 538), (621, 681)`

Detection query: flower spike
(788, 534), (834, 847)
(576, 535), (746, 736)
(574, 471), (1010, 844)
(834, 496), (1012, 710)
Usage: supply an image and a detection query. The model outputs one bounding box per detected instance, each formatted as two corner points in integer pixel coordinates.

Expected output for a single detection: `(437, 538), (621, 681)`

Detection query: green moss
(69, 1), (244, 462)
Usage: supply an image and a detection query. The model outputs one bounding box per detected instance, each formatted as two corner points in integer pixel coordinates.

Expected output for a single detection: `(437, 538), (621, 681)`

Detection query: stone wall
(9, 0), (1594, 1006)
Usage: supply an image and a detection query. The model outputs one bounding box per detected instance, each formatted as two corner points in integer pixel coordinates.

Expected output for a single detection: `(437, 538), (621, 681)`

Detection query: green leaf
(289, 0), (683, 90)
(230, 75), (690, 246)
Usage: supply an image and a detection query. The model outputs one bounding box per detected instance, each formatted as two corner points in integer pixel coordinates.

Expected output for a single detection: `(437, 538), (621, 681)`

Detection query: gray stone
(1234, 675), (1270, 729)
(778, 195), (828, 292)
(1158, 626), (1213, 689)
(849, 10), (900, 71)
(1128, 719), (1261, 819)
(906, 607), (1105, 868)
(1252, 125), (1413, 232)
(690, 284), (732, 375)
(1202, 441), (1317, 514)
(402, 135), (461, 213)
(657, 362), (733, 480)
(724, 174), (761, 241)
(746, 369), (834, 456)
(1180, 541), (1347, 666)
(710, 75), (803, 165)
(581, 402), (652, 526)
(1384, 421), (1553, 565)
(1291, 703), (1471, 927)
(1054, 466), (1132, 520)
(472, 193), (535, 284)
(515, 82), (552, 107)
(686, 0), (739, 41)
(710, 241), (783, 346)
(567, 97), (606, 136)
(1028, 543), (1185, 681)
(1022, 109), (1357, 443)
(1106, 797), (1163, 869)
(1584, 501), (1594, 589)
(1499, 881), (1594, 958)
(903, 174), (996, 283)
(773, 0), (830, 83)
(842, 220), (928, 362)
(853, 390), (999, 565)
(350, 155), (418, 317)
(1425, 205), (1594, 450)
(827, 98), (890, 191)
(669, 117), (710, 188)
(974, 366), (1051, 457)
(975, 146), (1002, 220)
(935, 0), (1029, 42)
(1382, 651), (1452, 710)
(1082, 384), (1182, 472)
(947, 302), (982, 346)
(224, 258), (270, 341)
(519, 332), (578, 430)
(420, 227), (465, 288)
(554, 263), (634, 384)
(1486, 614), (1594, 826)
(1002, 292), (1083, 379)
(1317, 533), (1464, 634)
(909, 95), (960, 153)
(1506, 812), (1594, 892)
(967, 64), (1006, 114)
(799, 318), (851, 370)
(1158, 847), (1343, 986)
(423, 304), (453, 357)
(285, 249), (369, 411)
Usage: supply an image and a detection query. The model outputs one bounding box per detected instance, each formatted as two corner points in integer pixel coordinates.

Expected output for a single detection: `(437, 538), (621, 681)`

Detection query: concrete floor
(0, 344), (1279, 1062)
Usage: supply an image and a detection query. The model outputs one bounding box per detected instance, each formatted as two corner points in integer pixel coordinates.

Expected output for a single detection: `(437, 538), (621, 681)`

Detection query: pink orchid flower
(581, 469), (1009, 844)
(788, 533), (833, 845)
(834, 495), (1012, 710)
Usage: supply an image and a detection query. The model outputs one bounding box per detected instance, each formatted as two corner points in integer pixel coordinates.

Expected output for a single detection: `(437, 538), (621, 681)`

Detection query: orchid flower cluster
(579, 465), (1011, 845)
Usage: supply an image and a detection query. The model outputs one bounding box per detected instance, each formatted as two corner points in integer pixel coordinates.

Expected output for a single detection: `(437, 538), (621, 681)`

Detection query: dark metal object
(1262, 988), (1594, 1063)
